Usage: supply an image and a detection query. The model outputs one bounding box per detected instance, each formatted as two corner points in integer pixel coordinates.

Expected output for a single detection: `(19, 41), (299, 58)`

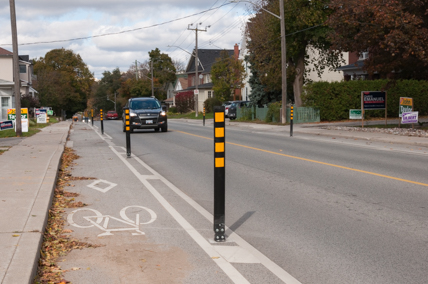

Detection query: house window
(1, 97), (10, 120)
(208, 91), (212, 99)
(19, 64), (26, 73)
(359, 51), (369, 60)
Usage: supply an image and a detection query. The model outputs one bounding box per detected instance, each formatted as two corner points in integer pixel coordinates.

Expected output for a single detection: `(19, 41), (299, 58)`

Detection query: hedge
(302, 79), (428, 121)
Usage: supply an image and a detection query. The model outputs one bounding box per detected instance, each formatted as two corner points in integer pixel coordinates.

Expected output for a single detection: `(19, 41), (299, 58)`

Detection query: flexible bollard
(124, 108), (131, 158)
(203, 107), (206, 126)
(100, 109), (104, 135)
(290, 105), (294, 137)
(213, 106), (226, 242)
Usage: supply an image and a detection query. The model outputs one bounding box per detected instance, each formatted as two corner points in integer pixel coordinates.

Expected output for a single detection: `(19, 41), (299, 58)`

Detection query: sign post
(91, 109), (94, 126)
(100, 109), (104, 135)
(213, 106), (226, 242)
(361, 91), (387, 127)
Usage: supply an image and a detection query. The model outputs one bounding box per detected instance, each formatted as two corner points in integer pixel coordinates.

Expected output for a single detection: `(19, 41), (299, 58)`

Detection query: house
(0, 47), (37, 120)
(336, 51), (372, 81)
(164, 72), (188, 107)
(178, 44), (240, 112)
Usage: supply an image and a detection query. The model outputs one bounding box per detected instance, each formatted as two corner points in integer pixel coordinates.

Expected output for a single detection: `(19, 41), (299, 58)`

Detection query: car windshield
(130, 100), (160, 110)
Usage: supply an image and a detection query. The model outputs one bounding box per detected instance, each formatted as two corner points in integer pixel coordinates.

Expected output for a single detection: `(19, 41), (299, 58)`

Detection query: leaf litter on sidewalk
(34, 147), (101, 284)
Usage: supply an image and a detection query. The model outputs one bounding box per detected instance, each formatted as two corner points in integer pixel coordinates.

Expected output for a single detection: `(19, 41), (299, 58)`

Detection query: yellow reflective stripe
(215, 142), (224, 152)
(126, 121), (130, 125)
(125, 115), (129, 120)
(215, 157), (224, 168)
(126, 127), (130, 131)
(215, 112), (224, 122)
(215, 127), (224, 138)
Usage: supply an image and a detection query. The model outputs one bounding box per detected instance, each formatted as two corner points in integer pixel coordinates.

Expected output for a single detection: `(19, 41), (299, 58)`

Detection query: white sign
(37, 113), (47, 123)
(194, 89), (199, 95)
(401, 111), (418, 124)
(14, 119), (29, 132)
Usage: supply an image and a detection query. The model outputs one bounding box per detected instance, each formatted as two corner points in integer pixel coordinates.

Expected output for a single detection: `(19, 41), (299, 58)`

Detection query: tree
(211, 50), (246, 102)
(33, 48), (94, 116)
(148, 48), (177, 100)
(247, 0), (342, 106)
(327, 0), (428, 80)
(92, 68), (122, 111)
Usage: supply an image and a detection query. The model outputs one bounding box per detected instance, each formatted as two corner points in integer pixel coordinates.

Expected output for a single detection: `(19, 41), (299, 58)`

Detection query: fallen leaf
(12, 234), (20, 237)
(62, 229), (73, 233)
(71, 267), (80, 271)
(211, 256), (220, 259)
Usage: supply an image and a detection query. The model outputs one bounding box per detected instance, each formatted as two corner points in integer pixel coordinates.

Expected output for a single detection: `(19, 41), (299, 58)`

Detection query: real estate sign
(401, 111), (418, 124)
(399, 97), (413, 118)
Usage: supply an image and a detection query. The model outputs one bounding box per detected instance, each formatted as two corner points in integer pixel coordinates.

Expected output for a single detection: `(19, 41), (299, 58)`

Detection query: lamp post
(231, 0), (287, 124)
(107, 92), (117, 112)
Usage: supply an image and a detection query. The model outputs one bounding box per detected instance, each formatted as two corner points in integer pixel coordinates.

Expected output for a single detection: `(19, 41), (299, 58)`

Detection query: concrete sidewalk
(0, 121), (70, 284)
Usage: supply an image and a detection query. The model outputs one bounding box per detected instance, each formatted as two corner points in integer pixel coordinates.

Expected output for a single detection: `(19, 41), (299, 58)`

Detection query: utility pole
(135, 60), (138, 80)
(188, 23), (208, 117)
(279, 0), (287, 124)
(151, 60), (154, 98)
(9, 0), (21, 136)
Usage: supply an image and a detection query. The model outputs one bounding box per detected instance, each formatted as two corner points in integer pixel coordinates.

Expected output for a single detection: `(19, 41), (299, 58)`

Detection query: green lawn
(0, 117), (59, 138)
(168, 112), (214, 120)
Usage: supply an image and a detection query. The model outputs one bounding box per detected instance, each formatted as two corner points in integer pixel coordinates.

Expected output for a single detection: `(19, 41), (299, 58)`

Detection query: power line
(0, 3), (232, 47)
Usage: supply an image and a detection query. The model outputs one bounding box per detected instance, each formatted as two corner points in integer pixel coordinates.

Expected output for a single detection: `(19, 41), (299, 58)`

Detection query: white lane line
(109, 146), (250, 284)
(125, 147), (302, 284)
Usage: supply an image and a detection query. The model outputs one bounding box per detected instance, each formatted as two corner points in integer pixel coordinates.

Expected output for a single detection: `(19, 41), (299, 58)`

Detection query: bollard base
(214, 232), (226, 242)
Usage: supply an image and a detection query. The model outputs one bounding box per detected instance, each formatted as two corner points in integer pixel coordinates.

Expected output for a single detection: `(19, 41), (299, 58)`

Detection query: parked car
(122, 97), (167, 132)
(222, 101), (232, 118)
(106, 110), (118, 120)
(228, 101), (250, 120)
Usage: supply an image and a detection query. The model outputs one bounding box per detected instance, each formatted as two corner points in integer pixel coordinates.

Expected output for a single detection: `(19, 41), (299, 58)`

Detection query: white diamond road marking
(87, 179), (117, 193)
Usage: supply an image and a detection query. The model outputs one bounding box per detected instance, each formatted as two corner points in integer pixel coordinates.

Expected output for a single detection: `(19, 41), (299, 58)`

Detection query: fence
(237, 106), (320, 124)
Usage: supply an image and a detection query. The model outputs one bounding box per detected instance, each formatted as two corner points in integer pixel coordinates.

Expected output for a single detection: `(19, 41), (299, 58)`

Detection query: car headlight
(130, 112), (137, 117)
(160, 111), (166, 116)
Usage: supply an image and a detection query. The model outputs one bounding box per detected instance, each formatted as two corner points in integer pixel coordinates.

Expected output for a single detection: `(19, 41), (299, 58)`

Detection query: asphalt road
(77, 119), (428, 284)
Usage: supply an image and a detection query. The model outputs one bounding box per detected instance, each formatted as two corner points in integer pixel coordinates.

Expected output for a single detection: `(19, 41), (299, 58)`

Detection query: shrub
(203, 97), (222, 113)
(169, 106), (177, 113)
(175, 91), (194, 114)
(303, 79), (428, 121)
(265, 101), (281, 123)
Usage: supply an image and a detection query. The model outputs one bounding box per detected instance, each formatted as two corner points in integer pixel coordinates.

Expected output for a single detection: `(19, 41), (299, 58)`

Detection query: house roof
(0, 79), (14, 85)
(185, 82), (214, 90)
(0, 47), (13, 56)
(337, 60), (365, 71)
(178, 77), (188, 90)
(186, 49), (234, 74)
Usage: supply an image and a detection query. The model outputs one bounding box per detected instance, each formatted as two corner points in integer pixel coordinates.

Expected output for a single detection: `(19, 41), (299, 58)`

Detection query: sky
(0, 0), (254, 80)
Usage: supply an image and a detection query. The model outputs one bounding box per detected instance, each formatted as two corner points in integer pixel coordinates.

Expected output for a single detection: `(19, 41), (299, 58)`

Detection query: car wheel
(161, 124), (168, 132)
(154, 128), (160, 132)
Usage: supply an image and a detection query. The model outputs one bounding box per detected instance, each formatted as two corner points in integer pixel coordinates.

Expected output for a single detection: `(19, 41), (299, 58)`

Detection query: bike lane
(59, 122), (299, 284)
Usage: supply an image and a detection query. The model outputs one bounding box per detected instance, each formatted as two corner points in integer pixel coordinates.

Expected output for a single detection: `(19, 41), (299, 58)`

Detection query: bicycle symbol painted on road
(67, 206), (157, 237)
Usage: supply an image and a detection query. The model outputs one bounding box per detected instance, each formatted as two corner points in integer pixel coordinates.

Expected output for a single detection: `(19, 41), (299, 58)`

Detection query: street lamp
(231, 0), (287, 124)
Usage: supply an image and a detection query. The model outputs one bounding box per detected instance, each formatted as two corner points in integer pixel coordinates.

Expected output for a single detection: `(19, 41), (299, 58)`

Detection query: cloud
(1, 1), (251, 79)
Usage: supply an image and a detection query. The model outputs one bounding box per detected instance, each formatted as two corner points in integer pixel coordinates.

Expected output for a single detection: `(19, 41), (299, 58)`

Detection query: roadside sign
(361, 91), (387, 128)
(194, 89), (199, 95)
(47, 110), (54, 116)
(349, 109), (362, 119)
(37, 113), (47, 123)
(0, 121), (13, 131)
(362, 91), (386, 109)
(399, 97), (413, 118)
(7, 108), (28, 120)
(401, 111), (418, 124)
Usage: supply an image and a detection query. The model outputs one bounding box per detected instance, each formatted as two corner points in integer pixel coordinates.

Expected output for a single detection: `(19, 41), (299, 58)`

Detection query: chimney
(234, 43), (239, 60)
